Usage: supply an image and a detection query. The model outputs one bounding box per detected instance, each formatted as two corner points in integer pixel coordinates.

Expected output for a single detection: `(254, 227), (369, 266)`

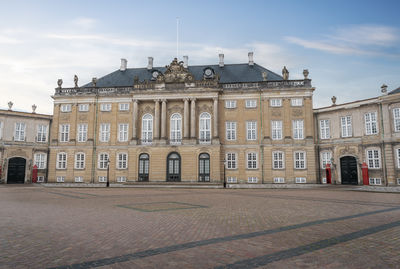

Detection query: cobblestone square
(1, 186), (400, 268)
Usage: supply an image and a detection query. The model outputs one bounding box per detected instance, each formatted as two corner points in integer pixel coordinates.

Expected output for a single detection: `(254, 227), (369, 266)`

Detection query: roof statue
(157, 58), (194, 83)
(92, 77), (97, 87)
(303, 69), (309, 79)
(8, 101), (13, 110)
(74, 75), (79, 88)
(282, 66), (289, 80)
(57, 79), (63, 88)
(331, 96), (337, 106)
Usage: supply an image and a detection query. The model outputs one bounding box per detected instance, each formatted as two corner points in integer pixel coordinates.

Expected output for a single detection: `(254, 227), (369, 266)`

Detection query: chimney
(183, 55), (188, 68)
(120, 58), (127, 71)
(219, 54), (224, 67)
(147, 57), (153, 70)
(248, 52), (254, 66)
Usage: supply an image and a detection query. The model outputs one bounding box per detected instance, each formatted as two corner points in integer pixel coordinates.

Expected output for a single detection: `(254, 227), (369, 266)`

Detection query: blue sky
(1, 0), (399, 114)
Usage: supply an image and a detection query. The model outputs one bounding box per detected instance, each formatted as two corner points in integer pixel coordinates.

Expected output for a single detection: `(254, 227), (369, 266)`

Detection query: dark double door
(340, 156), (358, 185)
(7, 157), (26, 184)
(167, 153), (180, 182)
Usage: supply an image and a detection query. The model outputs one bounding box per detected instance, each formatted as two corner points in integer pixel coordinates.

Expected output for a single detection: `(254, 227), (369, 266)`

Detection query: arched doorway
(7, 157), (26, 184)
(138, 153), (149, 182)
(167, 152), (181, 182)
(340, 156), (358, 185)
(199, 153), (210, 182)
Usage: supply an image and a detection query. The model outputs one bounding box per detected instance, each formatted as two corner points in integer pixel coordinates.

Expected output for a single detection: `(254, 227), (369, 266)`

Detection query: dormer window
(203, 67), (214, 79)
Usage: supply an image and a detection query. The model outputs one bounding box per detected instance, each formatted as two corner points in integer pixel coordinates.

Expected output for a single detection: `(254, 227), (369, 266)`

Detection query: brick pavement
(0, 186), (399, 268)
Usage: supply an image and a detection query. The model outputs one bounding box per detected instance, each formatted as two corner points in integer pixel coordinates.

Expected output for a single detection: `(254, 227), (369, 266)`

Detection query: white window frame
(271, 120), (283, 140)
(59, 124), (70, 142)
(397, 178), (400, 185)
(119, 103), (129, 111)
(321, 151), (332, 169)
(118, 123), (129, 142)
(34, 153), (46, 169)
(117, 153), (128, 169)
(37, 176), (44, 183)
(294, 151), (306, 169)
(77, 124), (88, 142)
(397, 148), (400, 168)
(270, 99), (282, 107)
(14, 122), (26, 141)
(56, 176), (65, 183)
(141, 114), (153, 144)
(74, 176), (83, 183)
(57, 152), (67, 169)
(248, 177), (258, 183)
(272, 151), (285, 169)
(291, 98), (303, 106)
(341, 116), (352, 137)
(369, 178), (382, 185)
(98, 153), (109, 169)
(117, 176), (127, 183)
(225, 100), (237, 109)
(78, 104), (89, 112)
(246, 121), (257, 140)
(100, 103), (112, 111)
(293, 120), (304, 139)
(227, 177), (237, 183)
(247, 152), (257, 169)
(245, 99), (257, 108)
(365, 112), (378, 135)
(170, 113), (182, 144)
(319, 120), (330, 139)
(199, 112), (211, 143)
(60, 104), (71, 112)
(226, 153), (237, 169)
(393, 108), (400, 132)
(274, 177), (285, 183)
(100, 123), (110, 142)
(295, 177), (307, 183)
(74, 152), (85, 169)
(0, 121), (3, 140)
(366, 149), (381, 169)
(37, 124), (48, 142)
(225, 121), (237, 141)
(98, 176), (107, 183)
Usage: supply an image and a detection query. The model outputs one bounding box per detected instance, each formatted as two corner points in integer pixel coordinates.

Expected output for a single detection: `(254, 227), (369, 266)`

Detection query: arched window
(199, 153), (210, 182)
(138, 153), (149, 182)
(167, 152), (181, 182)
(142, 114), (153, 144)
(170, 113), (182, 144)
(199, 112), (211, 143)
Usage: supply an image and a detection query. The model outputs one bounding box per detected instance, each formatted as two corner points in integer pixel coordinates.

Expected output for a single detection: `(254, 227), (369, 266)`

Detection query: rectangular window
(100, 123), (110, 142)
(274, 177), (285, 183)
(272, 151), (284, 169)
(225, 122), (237, 141)
(397, 178), (400, 185)
(270, 99), (282, 107)
(369, 178), (382, 185)
(227, 177), (237, 183)
(322, 177), (327, 184)
(295, 177), (307, 183)
(100, 103), (111, 111)
(245, 99), (257, 108)
(341, 116), (352, 137)
(74, 176), (83, 183)
(248, 177), (258, 183)
(394, 108), (400, 132)
(293, 120), (304, 139)
(271, 121), (283, 140)
(119, 103), (129, 111)
(117, 176), (127, 183)
(117, 153), (128, 169)
(37, 176), (44, 183)
(0, 121), (3, 139)
(56, 176), (65, 183)
(294, 151), (306, 169)
(98, 176), (107, 183)
(226, 153), (237, 169)
(118, 124), (129, 142)
(225, 100), (236, 109)
(37, 125), (48, 142)
(246, 121), (257, 140)
(321, 151), (332, 169)
(320, 120), (330, 139)
(291, 98), (303, 106)
(367, 149), (380, 168)
(78, 104), (89, 112)
(98, 153), (109, 169)
(74, 153), (85, 169)
(247, 152), (257, 169)
(59, 124), (70, 142)
(397, 148), (400, 168)
(57, 153), (67, 169)
(77, 124), (88, 142)
(365, 112), (378, 135)
(15, 122), (26, 141)
(34, 153), (46, 169)
(60, 104), (71, 112)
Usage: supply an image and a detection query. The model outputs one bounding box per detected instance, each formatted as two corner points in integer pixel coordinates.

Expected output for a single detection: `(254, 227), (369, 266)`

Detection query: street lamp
(106, 158), (110, 187)
(223, 158), (226, 189)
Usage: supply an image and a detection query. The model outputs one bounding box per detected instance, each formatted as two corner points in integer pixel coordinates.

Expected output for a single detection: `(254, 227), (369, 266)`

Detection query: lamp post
(106, 159), (110, 187)
(223, 158), (226, 189)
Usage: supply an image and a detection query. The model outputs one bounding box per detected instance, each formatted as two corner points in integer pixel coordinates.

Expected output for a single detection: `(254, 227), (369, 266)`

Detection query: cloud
(70, 17), (97, 30)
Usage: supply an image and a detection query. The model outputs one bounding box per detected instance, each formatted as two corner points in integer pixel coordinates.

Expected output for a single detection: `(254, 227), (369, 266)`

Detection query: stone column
(154, 99), (160, 139)
(190, 98), (196, 139)
(184, 98), (189, 138)
(132, 99), (138, 140)
(213, 98), (219, 138)
(161, 99), (167, 139)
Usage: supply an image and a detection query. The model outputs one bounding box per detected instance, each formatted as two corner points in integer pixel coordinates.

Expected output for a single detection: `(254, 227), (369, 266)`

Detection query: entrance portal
(340, 156), (358, 185)
(167, 153), (181, 182)
(198, 153), (210, 182)
(7, 157), (26, 184)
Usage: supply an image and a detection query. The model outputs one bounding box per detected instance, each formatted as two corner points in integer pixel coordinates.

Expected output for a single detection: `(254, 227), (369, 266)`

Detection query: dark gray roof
(83, 63), (282, 87)
(389, 87), (400, 95)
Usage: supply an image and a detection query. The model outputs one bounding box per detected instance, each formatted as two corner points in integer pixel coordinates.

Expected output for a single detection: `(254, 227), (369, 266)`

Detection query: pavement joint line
(48, 206), (400, 269)
(214, 219), (400, 269)
(45, 191), (86, 199)
(115, 201), (208, 212)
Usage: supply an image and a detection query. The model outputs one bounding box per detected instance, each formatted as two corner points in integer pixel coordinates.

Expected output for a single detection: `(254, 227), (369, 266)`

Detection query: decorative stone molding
(292, 109), (303, 117)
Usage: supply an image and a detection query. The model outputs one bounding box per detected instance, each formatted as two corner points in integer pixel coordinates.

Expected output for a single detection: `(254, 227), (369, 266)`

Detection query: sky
(0, 0), (399, 114)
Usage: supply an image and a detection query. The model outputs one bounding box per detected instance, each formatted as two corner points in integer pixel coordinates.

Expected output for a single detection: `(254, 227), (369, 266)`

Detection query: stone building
(48, 54), (317, 184)
(0, 103), (52, 183)
(314, 85), (400, 186)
